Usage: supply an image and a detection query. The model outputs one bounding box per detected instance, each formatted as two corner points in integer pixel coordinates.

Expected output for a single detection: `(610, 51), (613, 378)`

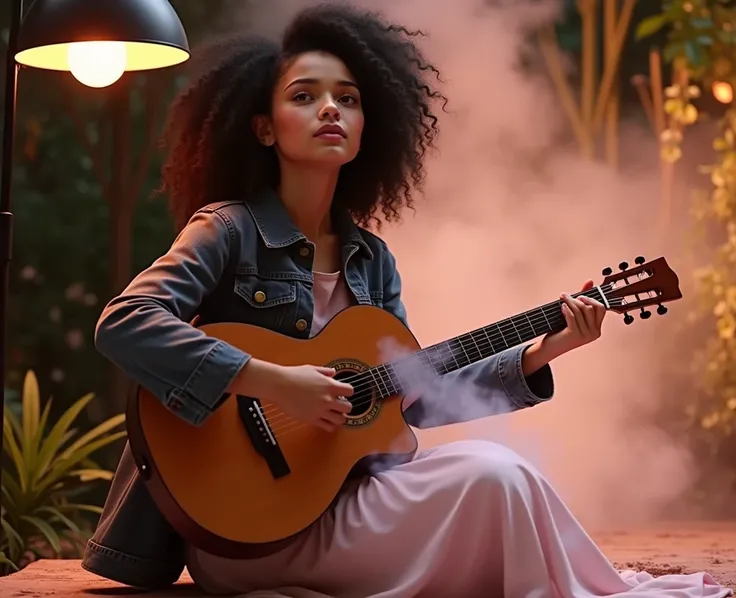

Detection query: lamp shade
(15, 0), (190, 72)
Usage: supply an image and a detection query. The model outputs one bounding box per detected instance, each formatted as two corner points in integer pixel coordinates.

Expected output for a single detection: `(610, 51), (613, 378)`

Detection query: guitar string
(258, 285), (616, 428)
(266, 306), (573, 437)
(258, 285), (624, 435)
(261, 284), (616, 422)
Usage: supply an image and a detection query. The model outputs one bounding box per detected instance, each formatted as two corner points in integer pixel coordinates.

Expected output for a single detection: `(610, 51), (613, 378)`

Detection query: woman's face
(254, 51), (364, 168)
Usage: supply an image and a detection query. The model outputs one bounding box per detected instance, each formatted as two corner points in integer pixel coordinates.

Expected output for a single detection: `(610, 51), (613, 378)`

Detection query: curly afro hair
(159, 2), (447, 231)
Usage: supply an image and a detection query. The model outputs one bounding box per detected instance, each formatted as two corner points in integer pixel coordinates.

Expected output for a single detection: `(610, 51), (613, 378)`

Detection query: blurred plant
(660, 82), (701, 163)
(687, 107), (736, 461)
(1, 371), (125, 574)
(637, 0), (736, 513)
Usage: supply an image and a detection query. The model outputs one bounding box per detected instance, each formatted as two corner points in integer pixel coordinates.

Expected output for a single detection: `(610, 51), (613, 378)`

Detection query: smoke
(226, 0), (697, 529)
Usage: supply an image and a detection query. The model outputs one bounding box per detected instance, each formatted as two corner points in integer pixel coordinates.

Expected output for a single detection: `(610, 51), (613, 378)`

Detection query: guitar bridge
(236, 396), (291, 479)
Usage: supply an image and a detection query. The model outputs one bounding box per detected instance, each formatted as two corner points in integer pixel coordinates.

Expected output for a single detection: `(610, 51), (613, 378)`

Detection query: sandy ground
(0, 522), (733, 596)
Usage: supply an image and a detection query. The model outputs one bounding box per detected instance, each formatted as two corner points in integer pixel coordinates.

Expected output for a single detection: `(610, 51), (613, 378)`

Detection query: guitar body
(126, 305), (420, 559)
(126, 255), (684, 559)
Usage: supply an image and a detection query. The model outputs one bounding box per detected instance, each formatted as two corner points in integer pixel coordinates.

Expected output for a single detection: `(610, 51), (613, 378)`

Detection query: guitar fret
(508, 317), (523, 344)
(369, 368), (389, 398)
(539, 306), (552, 331)
(375, 286), (610, 396)
(496, 323), (510, 348)
(451, 338), (471, 368)
(465, 332), (483, 362)
(523, 312), (538, 337)
(377, 365), (397, 396)
(481, 327), (497, 355)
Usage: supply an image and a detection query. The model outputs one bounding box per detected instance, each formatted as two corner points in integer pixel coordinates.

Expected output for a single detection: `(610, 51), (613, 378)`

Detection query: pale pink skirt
(187, 439), (730, 598)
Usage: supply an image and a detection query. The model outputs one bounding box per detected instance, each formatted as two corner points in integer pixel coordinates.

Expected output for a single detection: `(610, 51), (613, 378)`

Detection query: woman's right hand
(233, 359), (354, 432)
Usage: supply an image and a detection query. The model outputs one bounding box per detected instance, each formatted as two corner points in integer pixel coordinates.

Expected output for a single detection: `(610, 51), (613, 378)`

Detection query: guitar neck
(368, 286), (609, 399)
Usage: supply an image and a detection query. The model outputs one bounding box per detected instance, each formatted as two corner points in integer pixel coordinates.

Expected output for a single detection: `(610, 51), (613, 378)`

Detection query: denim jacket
(82, 191), (554, 589)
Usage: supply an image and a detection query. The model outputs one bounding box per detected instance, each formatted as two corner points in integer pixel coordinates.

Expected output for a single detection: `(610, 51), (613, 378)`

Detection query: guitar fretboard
(359, 286), (609, 401)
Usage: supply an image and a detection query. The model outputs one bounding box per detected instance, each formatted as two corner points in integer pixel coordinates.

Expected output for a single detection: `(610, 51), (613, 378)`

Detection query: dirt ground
(0, 522), (734, 596)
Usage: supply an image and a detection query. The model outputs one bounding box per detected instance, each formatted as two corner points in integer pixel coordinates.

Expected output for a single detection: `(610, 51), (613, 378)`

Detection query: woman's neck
(277, 165), (340, 241)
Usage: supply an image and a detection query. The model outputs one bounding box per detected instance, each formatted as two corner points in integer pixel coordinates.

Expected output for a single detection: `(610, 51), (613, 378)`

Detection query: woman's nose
(319, 99), (340, 121)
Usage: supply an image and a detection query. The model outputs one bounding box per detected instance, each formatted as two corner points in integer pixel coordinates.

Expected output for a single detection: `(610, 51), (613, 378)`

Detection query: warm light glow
(67, 41), (127, 88)
(713, 81), (734, 104)
(15, 41), (189, 73)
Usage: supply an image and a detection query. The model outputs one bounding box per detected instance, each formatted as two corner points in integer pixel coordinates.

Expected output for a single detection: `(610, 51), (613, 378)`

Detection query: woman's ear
(252, 115), (275, 147)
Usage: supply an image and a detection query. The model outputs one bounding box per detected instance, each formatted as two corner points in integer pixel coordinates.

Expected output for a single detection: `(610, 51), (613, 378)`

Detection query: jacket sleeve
(379, 247), (554, 429)
(95, 208), (250, 426)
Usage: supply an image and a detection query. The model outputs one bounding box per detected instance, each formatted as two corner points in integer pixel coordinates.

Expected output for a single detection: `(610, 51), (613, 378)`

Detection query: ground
(0, 522), (734, 596)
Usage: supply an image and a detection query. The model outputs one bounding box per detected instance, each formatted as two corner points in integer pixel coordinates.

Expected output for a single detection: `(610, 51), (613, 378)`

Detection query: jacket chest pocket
(233, 275), (298, 332)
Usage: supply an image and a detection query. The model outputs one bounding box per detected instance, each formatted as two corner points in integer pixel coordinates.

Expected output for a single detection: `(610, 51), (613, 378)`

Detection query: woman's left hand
(544, 279), (607, 356)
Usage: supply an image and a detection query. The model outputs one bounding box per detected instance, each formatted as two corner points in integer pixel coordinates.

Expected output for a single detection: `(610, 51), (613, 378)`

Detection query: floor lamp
(0, 0), (190, 516)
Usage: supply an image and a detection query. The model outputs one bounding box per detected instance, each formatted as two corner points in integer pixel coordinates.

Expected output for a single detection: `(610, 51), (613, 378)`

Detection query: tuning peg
(639, 308), (652, 319)
(619, 261), (629, 271)
(635, 256), (645, 265)
(602, 267), (613, 276)
(657, 304), (668, 315)
(623, 313), (634, 325)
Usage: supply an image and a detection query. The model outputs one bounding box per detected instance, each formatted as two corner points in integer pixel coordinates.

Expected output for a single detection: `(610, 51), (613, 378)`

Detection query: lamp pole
(0, 0), (23, 507)
(0, 0), (189, 526)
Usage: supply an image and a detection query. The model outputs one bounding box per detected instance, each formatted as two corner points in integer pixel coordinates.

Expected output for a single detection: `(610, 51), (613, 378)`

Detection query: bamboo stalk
(631, 74), (657, 133)
(538, 26), (589, 152)
(650, 49), (665, 136)
(604, 0), (620, 167)
(578, 0), (598, 157)
(649, 48), (672, 249)
(591, 0), (637, 135)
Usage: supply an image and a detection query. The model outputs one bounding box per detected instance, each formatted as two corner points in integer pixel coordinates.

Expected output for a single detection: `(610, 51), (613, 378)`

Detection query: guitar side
(126, 305), (421, 559)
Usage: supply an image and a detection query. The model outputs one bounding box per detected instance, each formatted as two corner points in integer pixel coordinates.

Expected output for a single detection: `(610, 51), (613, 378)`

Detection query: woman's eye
(293, 91), (312, 102)
(340, 95), (358, 105)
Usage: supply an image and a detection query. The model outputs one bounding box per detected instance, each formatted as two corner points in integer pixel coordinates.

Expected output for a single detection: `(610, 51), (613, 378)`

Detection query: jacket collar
(246, 189), (374, 259)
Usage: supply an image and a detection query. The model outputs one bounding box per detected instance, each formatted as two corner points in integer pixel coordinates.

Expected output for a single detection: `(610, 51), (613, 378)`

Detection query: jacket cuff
(497, 345), (554, 409)
(164, 341), (250, 426)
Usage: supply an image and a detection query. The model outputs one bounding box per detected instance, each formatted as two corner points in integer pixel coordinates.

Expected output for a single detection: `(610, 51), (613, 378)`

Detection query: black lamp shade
(15, 0), (190, 72)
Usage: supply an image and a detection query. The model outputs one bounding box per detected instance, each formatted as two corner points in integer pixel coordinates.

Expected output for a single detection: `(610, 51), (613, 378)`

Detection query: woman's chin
(302, 148), (358, 167)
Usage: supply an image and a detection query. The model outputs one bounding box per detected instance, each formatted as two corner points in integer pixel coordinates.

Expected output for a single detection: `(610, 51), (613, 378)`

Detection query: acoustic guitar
(127, 256), (682, 558)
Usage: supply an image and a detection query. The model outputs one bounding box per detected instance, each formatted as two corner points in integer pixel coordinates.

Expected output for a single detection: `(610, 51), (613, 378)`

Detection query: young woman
(83, 4), (730, 597)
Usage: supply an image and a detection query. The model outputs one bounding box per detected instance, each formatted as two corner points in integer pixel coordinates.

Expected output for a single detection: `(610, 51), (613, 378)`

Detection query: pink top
(309, 271), (353, 336)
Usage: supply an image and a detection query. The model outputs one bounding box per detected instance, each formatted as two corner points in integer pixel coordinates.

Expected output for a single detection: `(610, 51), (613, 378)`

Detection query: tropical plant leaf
(2, 371), (121, 569)
(635, 13), (668, 40)
(20, 515), (62, 553)
(1, 478), (20, 509)
(60, 414), (125, 460)
(4, 407), (22, 444)
(3, 414), (28, 492)
(33, 429), (77, 486)
(1, 518), (23, 555)
(35, 393), (94, 482)
(31, 398), (53, 469)
(68, 469), (114, 482)
(0, 551), (19, 572)
(21, 371), (41, 460)
(36, 506), (81, 535)
(40, 431), (126, 493)
(55, 503), (104, 516)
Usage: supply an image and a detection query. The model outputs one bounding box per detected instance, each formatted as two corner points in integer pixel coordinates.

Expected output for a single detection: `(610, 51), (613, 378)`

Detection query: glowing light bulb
(713, 81), (734, 104)
(67, 41), (127, 88)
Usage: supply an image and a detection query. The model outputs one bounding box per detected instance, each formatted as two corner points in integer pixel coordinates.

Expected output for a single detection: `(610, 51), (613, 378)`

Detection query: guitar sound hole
(334, 369), (372, 418)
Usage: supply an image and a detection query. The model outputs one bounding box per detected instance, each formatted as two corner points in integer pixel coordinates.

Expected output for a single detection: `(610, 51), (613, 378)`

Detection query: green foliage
(0, 0), (242, 418)
(1, 371), (125, 574)
(638, 0), (736, 510)
(636, 0), (736, 77)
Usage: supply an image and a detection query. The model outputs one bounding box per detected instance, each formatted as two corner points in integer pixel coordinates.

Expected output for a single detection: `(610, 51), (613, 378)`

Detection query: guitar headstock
(598, 256), (683, 324)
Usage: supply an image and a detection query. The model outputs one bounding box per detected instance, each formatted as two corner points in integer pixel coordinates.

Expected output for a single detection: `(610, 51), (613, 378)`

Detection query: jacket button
(299, 246), (310, 257)
(295, 319), (308, 332)
(254, 291), (266, 304)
